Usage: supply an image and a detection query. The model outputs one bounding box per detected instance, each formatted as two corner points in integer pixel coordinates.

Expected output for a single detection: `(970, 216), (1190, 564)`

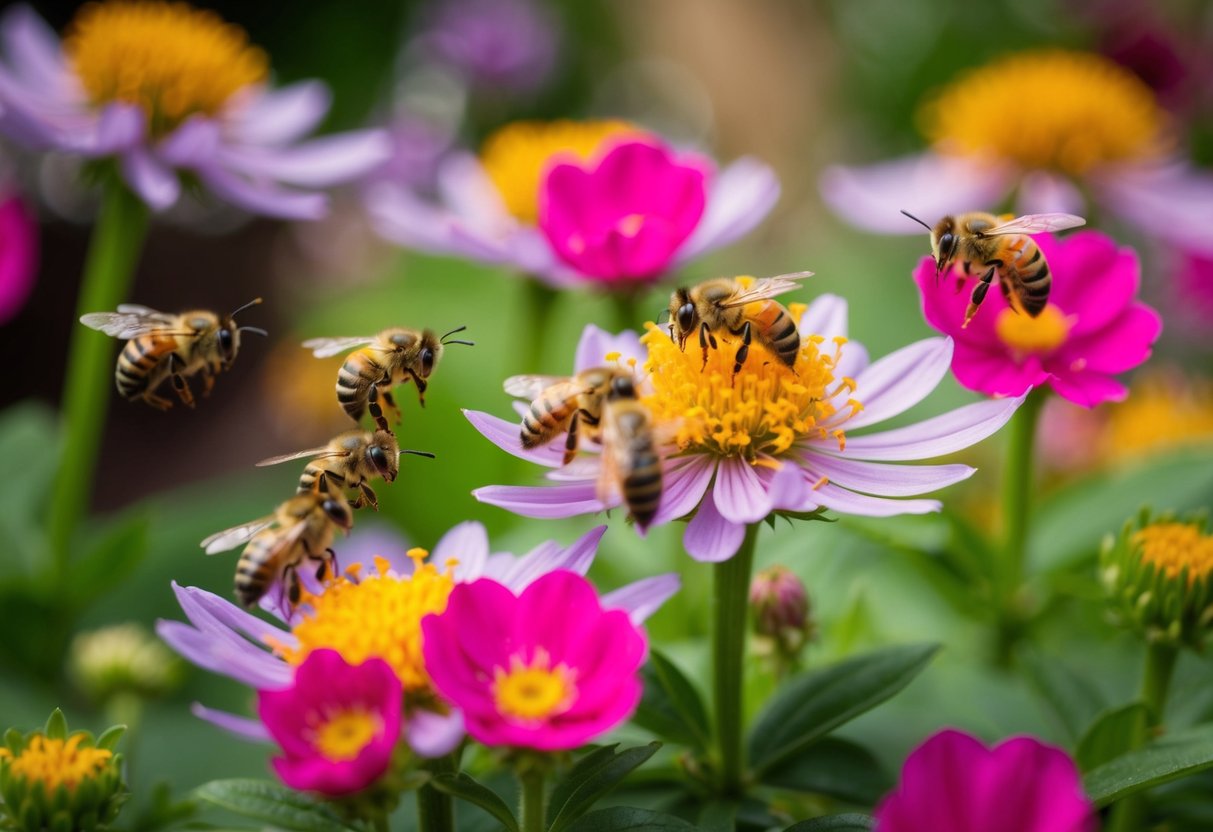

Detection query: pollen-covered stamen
(995, 304), (1073, 357)
(479, 119), (642, 224)
(65, 1), (267, 134)
(921, 50), (1165, 175)
(277, 550), (455, 694)
(492, 649), (577, 723)
(1134, 523), (1213, 586)
(307, 707), (383, 762)
(6, 735), (112, 792)
(642, 316), (860, 460)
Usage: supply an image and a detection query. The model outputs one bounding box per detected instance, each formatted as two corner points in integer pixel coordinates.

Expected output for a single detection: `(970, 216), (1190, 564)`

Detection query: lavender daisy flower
(156, 522), (678, 756)
(0, 3), (390, 219)
(417, 0), (560, 94)
(466, 294), (1025, 562)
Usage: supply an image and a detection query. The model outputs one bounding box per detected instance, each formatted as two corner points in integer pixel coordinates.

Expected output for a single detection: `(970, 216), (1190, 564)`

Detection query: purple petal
(89, 103), (144, 154)
(198, 166), (327, 220)
(434, 521), (490, 577)
(156, 620), (290, 689)
(463, 409), (565, 467)
(676, 156), (780, 262)
(840, 338), (952, 430)
(798, 293), (849, 341)
(501, 525), (606, 590)
(158, 117), (220, 167)
(121, 147), (179, 211)
(405, 709), (465, 758)
(437, 152), (512, 229)
(809, 455), (974, 497)
(601, 573), (680, 624)
(172, 582), (293, 642)
(227, 81), (332, 145)
(763, 461), (815, 512)
(1, 5), (70, 93)
(473, 482), (612, 519)
(1094, 161), (1213, 255)
(836, 394), (1025, 461)
(652, 454), (715, 523)
(820, 153), (1013, 234)
(813, 482), (941, 517)
(219, 130), (392, 186)
(713, 457), (771, 524)
(366, 184), (499, 260)
(191, 703), (272, 743)
(1016, 170), (1086, 215)
(574, 324), (646, 373)
(682, 494), (746, 562)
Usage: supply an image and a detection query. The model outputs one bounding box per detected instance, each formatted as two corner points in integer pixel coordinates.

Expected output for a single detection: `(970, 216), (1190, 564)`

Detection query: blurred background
(2, 0), (1213, 825)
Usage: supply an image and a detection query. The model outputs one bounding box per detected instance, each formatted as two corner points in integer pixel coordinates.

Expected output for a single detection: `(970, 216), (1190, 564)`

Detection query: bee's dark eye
(420, 347), (435, 375)
(219, 328), (234, 355)
(677, 304), (695, 332)
(369, 446), (388, 471)
(938, 233), (956, 258)
(323, 500), (349, 524)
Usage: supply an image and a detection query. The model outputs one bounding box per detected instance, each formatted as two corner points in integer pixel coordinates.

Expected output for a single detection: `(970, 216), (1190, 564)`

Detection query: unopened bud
(69, 623), (184, 704)
(749, 566), (814, 659)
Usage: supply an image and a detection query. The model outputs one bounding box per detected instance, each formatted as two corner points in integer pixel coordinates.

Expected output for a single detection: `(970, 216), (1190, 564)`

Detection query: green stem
(1107, 642), (1179, 832)
(416, 753), (457, 832)
(520, 278), (559, 375)
(371, 814), (390, 832)
(712, 523), (758, 796)
(518, 766), (547, 832)
(46, 183), (149, 583)
(607, 289), (648, 332)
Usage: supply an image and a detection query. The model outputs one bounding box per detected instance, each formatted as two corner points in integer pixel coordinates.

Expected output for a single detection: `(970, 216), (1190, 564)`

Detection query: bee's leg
(200, 365), (216, 398)
(406, 370), (428, 408)
(168, 353), (196, 408)
(563, 411), (581, 466)
(358, 482), (379, 511)
(699, 323), (717, 371)
(380, 386), (404, 425)
(732, 321), (752, 377)
(963, 267), (999, 328)
(366, 383), (391, 432)
(142, 391), (173, 411)
(325, 547), (340, 581)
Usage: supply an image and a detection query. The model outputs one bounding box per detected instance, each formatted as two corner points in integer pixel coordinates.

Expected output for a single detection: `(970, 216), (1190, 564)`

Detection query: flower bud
(69, 623), (184, 704)
(749, 566), (814, 660)
(1100, 511), (1213, 648)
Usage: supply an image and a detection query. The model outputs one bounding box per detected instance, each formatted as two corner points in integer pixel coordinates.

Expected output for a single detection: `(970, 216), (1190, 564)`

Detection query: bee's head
(608, 375), (637, 401)
(930, 217), (958, 278)
(220, 297), (266, 367)
(669, 288), (696, 347)
(368, 430), (400, 482)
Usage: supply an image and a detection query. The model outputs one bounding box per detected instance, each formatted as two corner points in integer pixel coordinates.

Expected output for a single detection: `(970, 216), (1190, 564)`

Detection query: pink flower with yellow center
(422, 571), (646, 751)
(257, 650), (400, 797)
(367, 118), (779, 288)
(0, 187), (37, 325)
(915, 231), (1161, 407)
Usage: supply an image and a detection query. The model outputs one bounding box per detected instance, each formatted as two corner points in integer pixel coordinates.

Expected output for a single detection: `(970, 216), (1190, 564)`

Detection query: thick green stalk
(416, 753), (457, 832)
(995, 388), (1045, 659)
(47, 183), (149, 582)
(1107, 642), (1179, 832)
(608, 288), (649, 332)
(712, 523), (758, 796)
(520, 278), (560, 375)
(371, 813), (390, 832)
(518, 767), (547, 832)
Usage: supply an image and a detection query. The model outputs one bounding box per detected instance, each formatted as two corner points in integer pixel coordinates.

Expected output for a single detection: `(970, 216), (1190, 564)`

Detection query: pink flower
(916, 230), (1161, 407)
(539, 140), (707, 283)
(0, 190), (37, 324)
(874, 729), (1096, 832)
(257, 650), (401, 797)
(421, 571), (646, 751)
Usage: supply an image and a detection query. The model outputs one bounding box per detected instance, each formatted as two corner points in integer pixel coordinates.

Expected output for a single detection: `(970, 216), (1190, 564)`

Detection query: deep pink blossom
(539, 140), (707, 283)
(0, 191), (37, 324)
(875, 729), (1096, 832)
(257, 650), (401, 797)
(915, 231), (1160, 407)
(421, 571), (646, 751)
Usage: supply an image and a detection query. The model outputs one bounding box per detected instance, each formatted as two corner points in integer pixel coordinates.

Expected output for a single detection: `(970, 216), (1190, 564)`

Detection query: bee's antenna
(440, 325), (470, 345)
(900, 210), (932, 231)
(400, 449), (436, 459)
(444, 339), (475, 347)
(230, 297), (264, 318)
(239, 326), (269, 337)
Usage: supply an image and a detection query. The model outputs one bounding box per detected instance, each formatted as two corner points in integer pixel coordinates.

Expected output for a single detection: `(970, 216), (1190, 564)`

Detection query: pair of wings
(255, 446), (350, 467)
(717, 271), (813, 308)
(80, 305), (189, 339)
(504, 375), (594, 400)
(980, 213), (1086, 237)
(201, 513), (303, 555)
(302, 336), (385, 358)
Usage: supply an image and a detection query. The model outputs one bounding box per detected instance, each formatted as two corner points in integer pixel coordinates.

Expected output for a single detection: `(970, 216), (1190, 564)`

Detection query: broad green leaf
(565, 807), (697, 831)
(783, 815), (875, 831)
(1020, 649), (1107, 744)
(760, 737), (890, 804)
(632, 650), (711, 750)
(548, 742), (661, 832)
(95, 725), (126, 752)
(695, 801), (737, 832)
(748, 644), (940, 774)
(0, 402), (58, 576)
(1076, 703), (1148, 772)
(67, 514), (149, 607)
(193, 779), (356, 832)
(1085, 724), (1213, 806)
(430, 773), (519, 832)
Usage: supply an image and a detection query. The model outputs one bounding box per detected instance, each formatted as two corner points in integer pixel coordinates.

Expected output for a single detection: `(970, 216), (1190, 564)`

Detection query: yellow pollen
(7, 735), (112, 792)
(280, 552), (454, 694)
(309, 707), (382, 762)
(479, 119), (643, 223)
(921, 50), (1166, 175)
(492, 651), (576, 722)
(642, 301), (857, 461)
(1103, 371), (1213, 462)
(1134, 523), (1213, 586)
(995, 304), (1072, 356)
(65, 1), (268, 134)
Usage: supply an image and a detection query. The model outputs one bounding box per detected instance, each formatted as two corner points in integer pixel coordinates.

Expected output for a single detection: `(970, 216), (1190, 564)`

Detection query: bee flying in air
(80, 299), (267, 410)
(303, 326), (474, 432)
(900, 210), (1086, 327)
(200, 474), (353, 611)
(256, 428), (435, 510)
(664, 273), (813, 375)
(504, 366), (633, 465)
(597, 376), (663, 531)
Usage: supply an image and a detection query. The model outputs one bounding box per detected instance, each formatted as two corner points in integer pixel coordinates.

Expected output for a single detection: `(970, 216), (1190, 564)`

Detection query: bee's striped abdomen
(1012, 243), (1051, 317)
(521, 385), (578, 448)
(115, 334), (174, 399)
(234, 534), (278, 608)
(336, 350), (382, 422)
(297, 461), (348, 494)
(622, 436), (662, 529)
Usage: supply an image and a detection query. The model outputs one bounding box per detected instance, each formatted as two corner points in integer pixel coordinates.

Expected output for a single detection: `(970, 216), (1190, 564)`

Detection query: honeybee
(665, 273), (813, 374)
(597, 376), (663, 531)
(200, 475), (353, 610)
(504, 366), (632, 465)
(303, 326), (474, 432)
(255, 429), (435, 510)
(81, 299), (267, 410)
(901, 210), (1086, 327)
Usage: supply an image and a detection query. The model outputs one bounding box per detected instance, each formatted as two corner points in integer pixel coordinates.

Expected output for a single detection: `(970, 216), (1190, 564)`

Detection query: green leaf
(759, 737), (890, 804)
(783, 815), (875, 831)
(95, 725), (126, 752)
(1020, 649), (1107, 744)
(430, 773), (519, 832)
(1084, 724), (1213, 807)
(193, 779), (357, 831)
(1076, 703), (1149, 772)
(631, 650), (711, 750)
(748, 644), (940, 774)
(548, 742), (661, 832)
(44, 709), (67, 740)
(0, 402), (58, 577)
(564, 807), (697, 831)
(66, 514), (149, 608)
(695, 801), (737, 832)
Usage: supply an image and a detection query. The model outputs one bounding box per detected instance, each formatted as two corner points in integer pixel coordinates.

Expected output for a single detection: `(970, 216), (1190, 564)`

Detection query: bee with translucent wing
(596, 376), (663, 531)
(504, 366), (633, 465)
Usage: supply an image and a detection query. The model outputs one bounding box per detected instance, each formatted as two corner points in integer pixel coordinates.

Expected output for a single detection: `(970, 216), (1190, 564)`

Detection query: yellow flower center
(642, 297), (859, 460)
(309, 707), (382, 762)
(492, 651), (576, 722)
(995, 304), (1072, 356)
(920, 50), (1166, 175)
(6, 735), (112, 792)
(65, 1), (268, 134)
(479, 119), (642, 224)
(1104, 372), (1213, 461)
(1135, 523), (1213, 585)
(278, 551), (454, 694)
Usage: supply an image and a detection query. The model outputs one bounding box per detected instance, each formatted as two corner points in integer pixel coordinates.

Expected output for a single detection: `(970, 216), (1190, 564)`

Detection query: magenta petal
(1048, 370), (1127, 408)
(683, 494), (746, 562)
(1052, 303), (1160, 375)
(0, 194), (37, 324)
(950, 342), (1048, 399)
